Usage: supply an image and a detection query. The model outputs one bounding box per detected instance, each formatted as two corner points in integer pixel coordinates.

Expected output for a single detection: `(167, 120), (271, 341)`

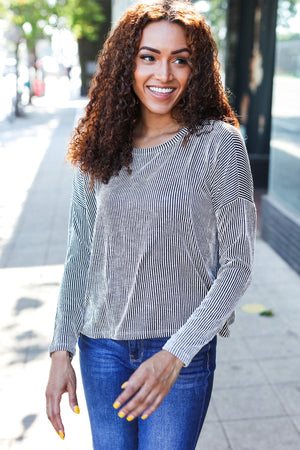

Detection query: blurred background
(1, 0), (299, 271)
(0, 1), (299, 449)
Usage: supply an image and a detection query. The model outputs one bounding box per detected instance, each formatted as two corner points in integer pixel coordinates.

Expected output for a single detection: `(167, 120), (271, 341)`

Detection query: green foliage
(277, 0), (299, 28)
(202, 0), (228, 32)
(277, 31), (300, 39)
(1, 0), (106, 50)
(53, 0), (105, 40)
(194, 0), (228, 60)
(2, 0), (54, 49)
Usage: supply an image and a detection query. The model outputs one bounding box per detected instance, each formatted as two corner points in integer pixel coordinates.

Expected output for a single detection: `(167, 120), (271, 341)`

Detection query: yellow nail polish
(118, 411), (126, 418)
(141, 414), (148, 420)
(74, 406), (80, 414)
(57, 431), (65, 440)
(121, 382), (128, 389)
(113, 402), (120, 409)
(127, 415), (134, 422)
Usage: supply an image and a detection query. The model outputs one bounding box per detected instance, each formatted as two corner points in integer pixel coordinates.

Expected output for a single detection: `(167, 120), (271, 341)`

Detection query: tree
(1, 0), (111, 98)
(54, 0), (111, 95)
(1, 0), (56, 114)
(1, 0), (54, 56)
(277, 0), (299, 28)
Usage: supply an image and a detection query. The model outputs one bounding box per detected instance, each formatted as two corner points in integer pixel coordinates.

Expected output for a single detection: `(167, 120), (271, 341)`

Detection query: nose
(156, 60), (173, 82)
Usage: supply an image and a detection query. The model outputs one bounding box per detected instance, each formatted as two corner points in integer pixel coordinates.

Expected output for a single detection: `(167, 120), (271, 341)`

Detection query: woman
(46, 1), (256, 448)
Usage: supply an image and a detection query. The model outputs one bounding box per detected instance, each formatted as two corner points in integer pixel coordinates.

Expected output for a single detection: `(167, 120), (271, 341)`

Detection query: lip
(146, 86), (177, 99)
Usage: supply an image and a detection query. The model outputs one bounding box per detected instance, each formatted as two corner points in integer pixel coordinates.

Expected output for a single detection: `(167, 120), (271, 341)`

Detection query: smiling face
(133, 21), (191, 122)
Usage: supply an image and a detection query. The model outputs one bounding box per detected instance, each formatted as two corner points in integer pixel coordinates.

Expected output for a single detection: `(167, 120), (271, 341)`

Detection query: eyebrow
(139, 46), (191, 55)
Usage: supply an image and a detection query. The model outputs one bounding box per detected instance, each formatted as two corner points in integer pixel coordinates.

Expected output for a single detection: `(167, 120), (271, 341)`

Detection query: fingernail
(57, 431), (65, 440)
(127, 415), (135, 422)
(74, 406), (80, 414)
(141, 414), (148, 420)
(118, 411), (126, 418)
(121, 382), (128, 389)
(113, 401), (120, 409)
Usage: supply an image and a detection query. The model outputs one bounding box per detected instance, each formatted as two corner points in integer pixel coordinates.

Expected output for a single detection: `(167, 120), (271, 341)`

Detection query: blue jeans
(79, 335), (217, 450)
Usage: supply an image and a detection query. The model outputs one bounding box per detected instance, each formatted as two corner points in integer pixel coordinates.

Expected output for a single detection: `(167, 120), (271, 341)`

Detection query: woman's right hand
(45, 351), (79, 440)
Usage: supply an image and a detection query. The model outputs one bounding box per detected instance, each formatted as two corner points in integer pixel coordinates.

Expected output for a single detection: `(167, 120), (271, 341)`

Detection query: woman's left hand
(113, 350), (184, 420)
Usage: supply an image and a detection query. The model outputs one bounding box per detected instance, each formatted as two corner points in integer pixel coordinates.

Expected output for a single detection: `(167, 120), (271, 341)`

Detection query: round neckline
(133, 127), (188, 154)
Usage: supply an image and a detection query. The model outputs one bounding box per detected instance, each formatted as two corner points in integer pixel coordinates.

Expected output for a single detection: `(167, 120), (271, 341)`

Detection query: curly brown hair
(67, 0), (239, 184)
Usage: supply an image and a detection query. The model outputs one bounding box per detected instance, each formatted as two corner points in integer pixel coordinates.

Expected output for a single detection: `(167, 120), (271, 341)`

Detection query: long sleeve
(49, 169), (96, 358)
(163, 126), (257, 366)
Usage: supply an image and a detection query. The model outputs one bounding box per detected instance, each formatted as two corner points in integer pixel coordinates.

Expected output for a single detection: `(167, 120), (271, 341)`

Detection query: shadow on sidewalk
(0, 104), (76, 268)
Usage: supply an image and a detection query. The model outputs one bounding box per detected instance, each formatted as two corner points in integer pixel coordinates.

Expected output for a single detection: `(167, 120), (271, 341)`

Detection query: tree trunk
(28, 46), (37, 102)
(15, 40), (22, 117)
(78, 0), (112, 96)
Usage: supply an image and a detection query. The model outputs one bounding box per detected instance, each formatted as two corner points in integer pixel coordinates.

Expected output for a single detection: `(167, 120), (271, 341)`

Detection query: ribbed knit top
(49, 121), (256, 366)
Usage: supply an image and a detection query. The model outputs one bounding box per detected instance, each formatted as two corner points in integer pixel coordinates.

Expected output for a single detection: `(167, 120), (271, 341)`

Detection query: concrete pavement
(0, 89), (299, 449)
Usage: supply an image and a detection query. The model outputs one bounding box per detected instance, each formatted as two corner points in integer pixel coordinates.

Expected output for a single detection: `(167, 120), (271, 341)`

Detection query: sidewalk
(0, 96), (299, 450)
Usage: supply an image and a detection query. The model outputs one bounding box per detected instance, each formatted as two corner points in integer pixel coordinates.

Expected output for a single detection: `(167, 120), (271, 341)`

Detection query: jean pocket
(176, 339), (216, 387)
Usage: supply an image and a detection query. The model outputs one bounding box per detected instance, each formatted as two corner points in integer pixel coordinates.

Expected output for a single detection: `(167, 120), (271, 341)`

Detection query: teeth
(149, 87), (174, 94)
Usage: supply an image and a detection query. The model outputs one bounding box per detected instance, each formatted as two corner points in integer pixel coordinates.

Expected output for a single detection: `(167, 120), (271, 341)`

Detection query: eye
(174, 57), (189, 65)
(140, 55), (155, 62)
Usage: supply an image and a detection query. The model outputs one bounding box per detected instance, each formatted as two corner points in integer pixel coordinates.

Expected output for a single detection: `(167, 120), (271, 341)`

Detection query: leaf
(259, 310), (274, 317)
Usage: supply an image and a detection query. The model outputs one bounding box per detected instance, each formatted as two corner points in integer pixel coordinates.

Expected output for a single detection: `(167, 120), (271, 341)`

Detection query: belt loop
(129, 340), (144, 363)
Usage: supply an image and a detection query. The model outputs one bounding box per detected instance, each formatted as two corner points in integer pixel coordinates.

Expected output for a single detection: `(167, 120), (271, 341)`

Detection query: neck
(134, 109), (182, 139)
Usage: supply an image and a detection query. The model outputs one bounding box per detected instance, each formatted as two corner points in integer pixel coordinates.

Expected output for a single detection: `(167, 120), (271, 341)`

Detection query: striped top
(49, 121), (256, 366)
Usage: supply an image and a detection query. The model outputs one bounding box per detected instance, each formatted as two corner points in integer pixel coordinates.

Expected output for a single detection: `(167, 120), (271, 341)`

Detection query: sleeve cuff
(162, 339), (198, 367)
